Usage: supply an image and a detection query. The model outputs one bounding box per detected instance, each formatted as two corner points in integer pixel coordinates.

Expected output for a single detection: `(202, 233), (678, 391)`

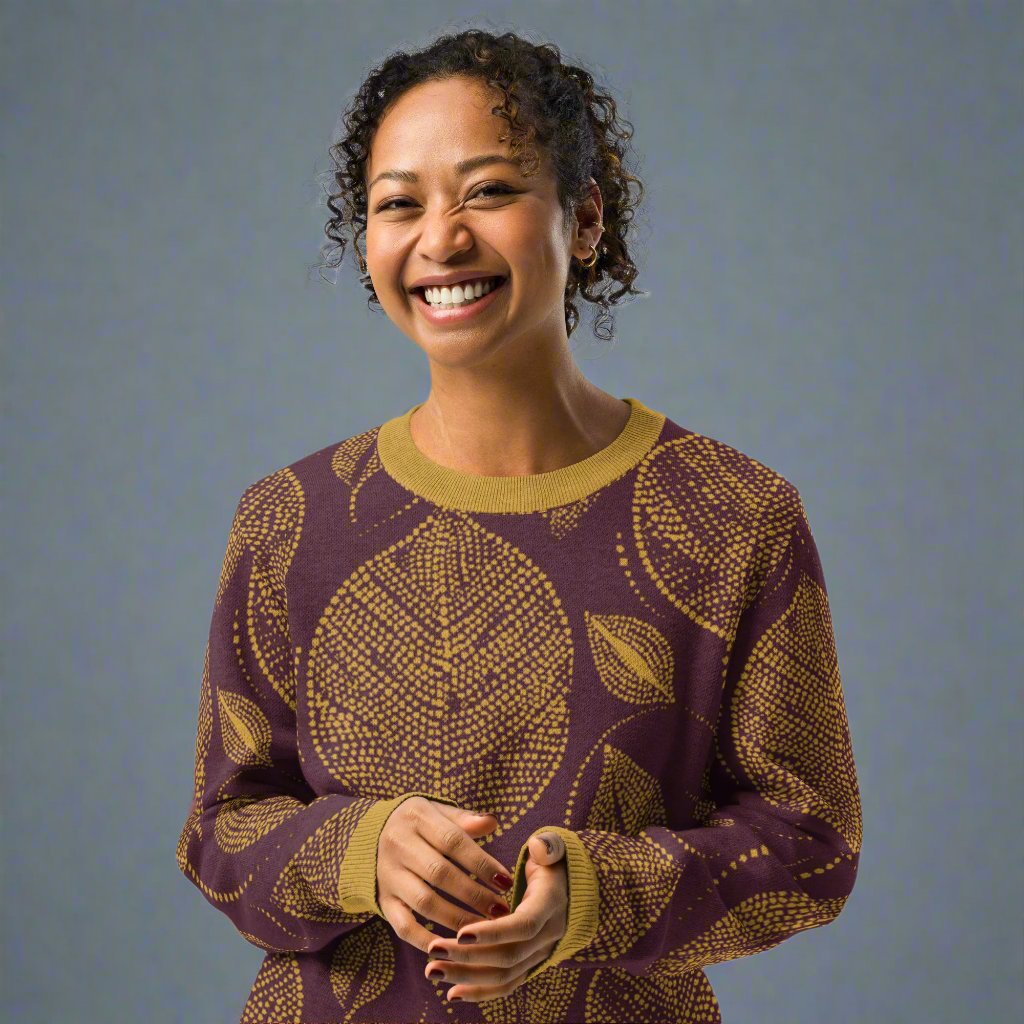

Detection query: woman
(177, 28), (862, 1024)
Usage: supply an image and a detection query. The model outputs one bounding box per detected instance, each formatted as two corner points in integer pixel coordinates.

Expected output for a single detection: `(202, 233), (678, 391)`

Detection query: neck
(412, 348), (629, 477)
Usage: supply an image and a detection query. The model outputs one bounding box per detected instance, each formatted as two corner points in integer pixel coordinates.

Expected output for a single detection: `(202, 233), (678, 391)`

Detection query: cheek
(528, 218), (571, 273)
(363, 226), (395, 270)
(366, 231), (385, 274)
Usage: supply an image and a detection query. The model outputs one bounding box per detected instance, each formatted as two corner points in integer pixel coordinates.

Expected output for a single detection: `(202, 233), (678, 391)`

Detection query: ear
(572, 178), (603, 255)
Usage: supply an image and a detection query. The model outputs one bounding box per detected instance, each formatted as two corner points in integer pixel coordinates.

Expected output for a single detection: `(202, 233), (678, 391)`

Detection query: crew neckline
(375, 396), (666, 513)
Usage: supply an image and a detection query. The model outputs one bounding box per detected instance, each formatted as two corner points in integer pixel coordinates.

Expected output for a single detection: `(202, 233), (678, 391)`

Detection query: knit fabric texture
(176, 396), (862, 1023)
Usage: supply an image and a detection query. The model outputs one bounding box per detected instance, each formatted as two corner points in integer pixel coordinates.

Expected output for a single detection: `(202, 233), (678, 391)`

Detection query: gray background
(3, 1), (1021, 1021)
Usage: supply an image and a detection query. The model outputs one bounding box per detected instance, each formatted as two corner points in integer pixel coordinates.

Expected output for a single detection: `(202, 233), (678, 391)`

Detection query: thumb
(527, 831), (565, 866)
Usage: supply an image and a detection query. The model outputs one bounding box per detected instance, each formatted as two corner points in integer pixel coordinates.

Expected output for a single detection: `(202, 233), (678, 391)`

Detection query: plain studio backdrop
(2, 2), (1021, 1021)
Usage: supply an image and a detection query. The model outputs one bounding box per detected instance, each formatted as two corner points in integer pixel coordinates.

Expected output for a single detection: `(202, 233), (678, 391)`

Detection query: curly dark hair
(311, 25), (648, 343)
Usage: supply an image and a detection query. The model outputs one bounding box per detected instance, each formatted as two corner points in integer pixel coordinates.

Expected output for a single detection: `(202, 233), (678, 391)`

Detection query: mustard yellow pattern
(731, 559), (862, 853)
(304, 509), (574, 832)
(585, 611), (676, 704)
(632, 434), (794, 637)
(240, 952), (304, 1023)
(177, 396), (860, 1023)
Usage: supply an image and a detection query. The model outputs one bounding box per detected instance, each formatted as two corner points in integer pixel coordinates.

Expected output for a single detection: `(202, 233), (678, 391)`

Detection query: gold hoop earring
(579, 244), (599, 269)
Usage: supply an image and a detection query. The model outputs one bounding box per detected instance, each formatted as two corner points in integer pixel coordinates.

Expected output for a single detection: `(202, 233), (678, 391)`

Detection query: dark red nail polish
(493, 871), (513, 890)
(428, 947), (451, 960)
(488, 902), (509, 917)
(448, 994), (462, 1001)
(458, 932), (478, 944)
(427, 968), (445, 980)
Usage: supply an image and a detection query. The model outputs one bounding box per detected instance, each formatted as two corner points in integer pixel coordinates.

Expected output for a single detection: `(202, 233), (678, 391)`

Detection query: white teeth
(423, 276), (502, 308)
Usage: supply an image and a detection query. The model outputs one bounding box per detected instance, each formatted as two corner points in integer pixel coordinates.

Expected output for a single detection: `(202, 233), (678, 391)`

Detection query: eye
(471, 183), (515, 200)
(375, 182), (516, 213)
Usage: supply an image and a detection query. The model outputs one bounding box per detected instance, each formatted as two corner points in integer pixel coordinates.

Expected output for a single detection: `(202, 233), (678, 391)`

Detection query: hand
(422, 831), (569, 1004)
(376, 797), (516, 955)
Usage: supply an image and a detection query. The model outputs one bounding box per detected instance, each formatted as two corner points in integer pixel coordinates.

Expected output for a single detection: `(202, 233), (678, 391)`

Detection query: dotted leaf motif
(330, 427), (387, 526)
(226, 468), (305, 712)
(304, 510), (574, 832)
(555, 748), (677, 965)
(218, 689), (274, 768)
(632, 436), (794, 638)
(239, 952), (304, 1024)
(480, 959), (581, 1023)
(248, 557), (297, 712)
(214, 794), (304, 854)
(583, 964), (722, 1024)
(538, 491), (601, 541)
(180, 470), (302, 881)
(585, 611), (675, 705)
(269, 797), (375, 925)
(731, 557), (862, 853)
(649, 889), (849, 977)
(587, 746), (668, 837)
(330, 427), (378, 487)
(329, 918), (396, 1019)
(569, 828), (680, 965)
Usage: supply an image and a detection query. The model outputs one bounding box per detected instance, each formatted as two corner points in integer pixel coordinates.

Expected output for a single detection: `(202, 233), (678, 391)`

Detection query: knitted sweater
(176, 396), (862, 1024)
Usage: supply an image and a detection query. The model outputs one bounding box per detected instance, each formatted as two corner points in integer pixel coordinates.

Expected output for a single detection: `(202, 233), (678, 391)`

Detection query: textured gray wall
(3, 2), (1021, 1021)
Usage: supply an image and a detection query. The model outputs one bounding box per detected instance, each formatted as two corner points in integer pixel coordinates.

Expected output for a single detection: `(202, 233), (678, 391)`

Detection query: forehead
(367, 77), (512, 181)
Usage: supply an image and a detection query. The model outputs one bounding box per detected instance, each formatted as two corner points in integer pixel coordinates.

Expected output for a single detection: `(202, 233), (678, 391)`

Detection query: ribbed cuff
(509, 826), (600, 981)
(337, 791), (463, 916)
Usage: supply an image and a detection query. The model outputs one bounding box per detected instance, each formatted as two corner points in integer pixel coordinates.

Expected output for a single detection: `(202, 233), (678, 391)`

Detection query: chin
(413, 334), (511, 369)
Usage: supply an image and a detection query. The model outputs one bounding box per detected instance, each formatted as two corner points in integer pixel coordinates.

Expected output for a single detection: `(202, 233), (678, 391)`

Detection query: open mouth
(409, 274), (509, 321)
(412, 275), (508, 310)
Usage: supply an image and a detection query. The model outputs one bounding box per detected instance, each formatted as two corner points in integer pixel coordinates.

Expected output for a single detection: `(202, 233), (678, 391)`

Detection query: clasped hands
(376, 798), (568, 1004)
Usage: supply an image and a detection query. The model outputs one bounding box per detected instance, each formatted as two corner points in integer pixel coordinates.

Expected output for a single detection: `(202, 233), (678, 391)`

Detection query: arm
(175, 483), (458, 952)
(508, 485), (863, 980)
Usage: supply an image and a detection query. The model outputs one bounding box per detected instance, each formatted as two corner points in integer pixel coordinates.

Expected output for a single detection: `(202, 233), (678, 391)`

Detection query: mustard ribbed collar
(376, 396), (665, 513)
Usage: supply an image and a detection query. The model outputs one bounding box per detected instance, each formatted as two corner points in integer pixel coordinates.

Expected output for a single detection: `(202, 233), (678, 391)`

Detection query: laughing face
(364, 74), (601, 371)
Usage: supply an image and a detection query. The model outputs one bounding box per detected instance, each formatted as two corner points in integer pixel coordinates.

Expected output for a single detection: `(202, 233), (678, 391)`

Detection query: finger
(417, 804), (516, 896)
(381, 894), (451, 955)
(442, 941), (558, 1004)
(401, 835), (509, 931)
(425, 937), (530, 985)
(427, 904), (560, 979)
(440, 805), (499, 837)
(527, 831), (565, 866)
(451, 886), (547, 950)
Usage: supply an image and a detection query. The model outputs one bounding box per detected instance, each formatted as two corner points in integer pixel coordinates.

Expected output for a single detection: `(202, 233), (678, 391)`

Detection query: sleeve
(507, 486), (863, 980)
(175, 485), (460, 953)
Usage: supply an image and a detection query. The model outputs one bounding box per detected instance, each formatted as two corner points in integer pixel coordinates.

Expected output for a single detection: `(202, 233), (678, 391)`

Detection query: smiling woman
(178, 25), (861, 1024)
(313, 28), (647, 346)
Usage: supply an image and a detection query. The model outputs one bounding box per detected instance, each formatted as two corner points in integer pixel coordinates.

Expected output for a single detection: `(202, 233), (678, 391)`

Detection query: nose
(414, 208), (476, 266)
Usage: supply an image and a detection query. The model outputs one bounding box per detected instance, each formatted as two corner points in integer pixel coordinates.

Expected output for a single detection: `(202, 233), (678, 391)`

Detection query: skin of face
(363, 74), (604, 377)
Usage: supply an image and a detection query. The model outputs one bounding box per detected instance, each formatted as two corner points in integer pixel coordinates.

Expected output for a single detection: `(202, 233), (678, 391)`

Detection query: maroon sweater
(176, 396), (862, 1023)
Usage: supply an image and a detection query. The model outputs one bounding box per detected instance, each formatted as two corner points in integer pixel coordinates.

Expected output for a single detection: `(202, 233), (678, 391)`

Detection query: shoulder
(650, 407), (805, 516)
(226, 415), (390, 560)
(237, 417), (388, 509)
(647, 409), (824, 605)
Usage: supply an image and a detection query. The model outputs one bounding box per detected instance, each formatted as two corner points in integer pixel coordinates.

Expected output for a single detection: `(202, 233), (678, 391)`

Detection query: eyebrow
(367, 154), (520, 193)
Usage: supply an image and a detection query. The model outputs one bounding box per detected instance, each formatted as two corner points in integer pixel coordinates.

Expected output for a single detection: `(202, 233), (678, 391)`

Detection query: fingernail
(448, 994), (462, 1001)
(427, 968), (445, 980)
(488, 902), (508, 917)
(492, 871), (513, 890)
(541, 836), (553, 855)
(457, 932), (478, 944)
(428, 946), (451, 960)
